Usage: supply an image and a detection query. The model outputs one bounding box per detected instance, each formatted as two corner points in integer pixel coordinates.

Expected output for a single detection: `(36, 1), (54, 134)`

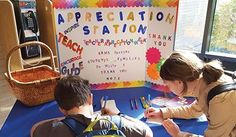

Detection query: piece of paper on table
(151, 97), (194, 107)
(151, 97), (170, 107)
(94, 110), (102, 115)
(146, 117), (163, 125)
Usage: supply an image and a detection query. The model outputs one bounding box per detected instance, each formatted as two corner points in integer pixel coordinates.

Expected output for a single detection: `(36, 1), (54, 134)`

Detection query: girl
(144, 52), (236, 137)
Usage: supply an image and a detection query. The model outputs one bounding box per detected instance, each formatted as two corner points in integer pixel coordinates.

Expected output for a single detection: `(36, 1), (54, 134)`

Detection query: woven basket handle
(6, 41), (56, 81)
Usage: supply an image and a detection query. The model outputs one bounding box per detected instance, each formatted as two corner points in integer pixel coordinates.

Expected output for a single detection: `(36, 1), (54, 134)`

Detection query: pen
(101, 96), (108, 115)
(103, 96), (108, 109)
(130, 99), (134, 110)
(146, 94), (152, 115)
(134, 98), (138, 110)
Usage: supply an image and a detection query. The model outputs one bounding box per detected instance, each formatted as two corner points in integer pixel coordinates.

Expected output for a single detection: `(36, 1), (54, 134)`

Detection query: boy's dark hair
(54, 75), (91, 110)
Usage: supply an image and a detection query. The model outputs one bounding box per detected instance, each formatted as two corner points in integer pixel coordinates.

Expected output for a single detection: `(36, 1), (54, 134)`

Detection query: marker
(148, 94), (152, 107)
(147, 94), (152, 115)
(130, 99), (134, 110)
(140, 96), (148, 109)
(134, 98), (138, 110)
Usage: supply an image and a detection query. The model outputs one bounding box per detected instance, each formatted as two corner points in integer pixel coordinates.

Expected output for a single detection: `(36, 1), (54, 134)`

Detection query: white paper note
(146, 117), (163, 125)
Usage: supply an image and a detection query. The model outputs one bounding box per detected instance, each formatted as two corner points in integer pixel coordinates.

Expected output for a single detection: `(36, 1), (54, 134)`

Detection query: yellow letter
(129, 25), (136, 33)
(93, 25), (99, 34)
(127, 12), (134, 21)
(67, 12), (74, 22)
(165, 13), (174, 24)
(107, 12), (114, 21)
(85, 12), (92, 22)
(149, 11), (153, 21)
(113, 25), (119, 33)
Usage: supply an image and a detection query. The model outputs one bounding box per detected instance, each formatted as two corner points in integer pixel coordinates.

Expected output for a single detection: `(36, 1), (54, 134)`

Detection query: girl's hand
(162, 119), (181, 137)
(144, 107), (163, 119)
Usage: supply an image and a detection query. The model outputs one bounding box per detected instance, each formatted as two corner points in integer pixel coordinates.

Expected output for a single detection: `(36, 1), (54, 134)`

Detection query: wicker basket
(4, 41), (61, 106)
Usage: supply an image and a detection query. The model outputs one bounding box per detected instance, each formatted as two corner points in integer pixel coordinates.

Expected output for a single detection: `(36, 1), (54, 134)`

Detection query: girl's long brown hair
(160, 52), (223, 93)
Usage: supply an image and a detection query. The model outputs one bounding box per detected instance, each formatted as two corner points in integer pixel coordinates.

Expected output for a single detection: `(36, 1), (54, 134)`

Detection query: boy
(31, 75), (153, 137)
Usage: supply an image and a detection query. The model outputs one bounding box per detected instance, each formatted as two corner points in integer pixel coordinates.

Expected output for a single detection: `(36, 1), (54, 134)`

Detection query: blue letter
(58, 14), (64, 24)
(138, 25), (147, 34)
(61, 66), (68, 75)
(156, 12), (164, 21)
(119, 11), (123, 21)
(75, 12), (81, 22)
(102, 25), (110, 35)
(96, 12), (103, 22)
(83, 26), (90, 35)
(138, 11), (145, 21)
(122, 24), (127, 32)
(71, 63), (80, 75)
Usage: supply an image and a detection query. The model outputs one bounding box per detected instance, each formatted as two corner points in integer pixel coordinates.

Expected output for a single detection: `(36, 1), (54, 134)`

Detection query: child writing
(31, 75), (153, 137)
(144, 52), (236, 137)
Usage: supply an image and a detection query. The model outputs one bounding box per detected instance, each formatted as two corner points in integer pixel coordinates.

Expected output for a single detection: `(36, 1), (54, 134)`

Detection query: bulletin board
(52, 0), (178, 91)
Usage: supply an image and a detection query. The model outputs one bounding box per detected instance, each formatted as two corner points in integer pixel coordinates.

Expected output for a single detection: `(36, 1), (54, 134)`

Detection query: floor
(0, 46), (16, 130)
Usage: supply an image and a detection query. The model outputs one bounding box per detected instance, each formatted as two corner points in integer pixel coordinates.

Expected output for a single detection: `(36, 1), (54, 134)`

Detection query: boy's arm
(119, 115), (153, 137)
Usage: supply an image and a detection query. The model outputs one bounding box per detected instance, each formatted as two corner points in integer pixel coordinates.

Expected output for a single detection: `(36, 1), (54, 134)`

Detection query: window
(174, 0), (236, 71)
(174, 0), (208, 53)
(208, 0), (236, 57)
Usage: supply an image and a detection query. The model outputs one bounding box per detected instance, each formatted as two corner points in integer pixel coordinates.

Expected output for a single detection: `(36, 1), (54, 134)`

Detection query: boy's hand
(101, 99), (120, 115)
(101, 107), (120, 115)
